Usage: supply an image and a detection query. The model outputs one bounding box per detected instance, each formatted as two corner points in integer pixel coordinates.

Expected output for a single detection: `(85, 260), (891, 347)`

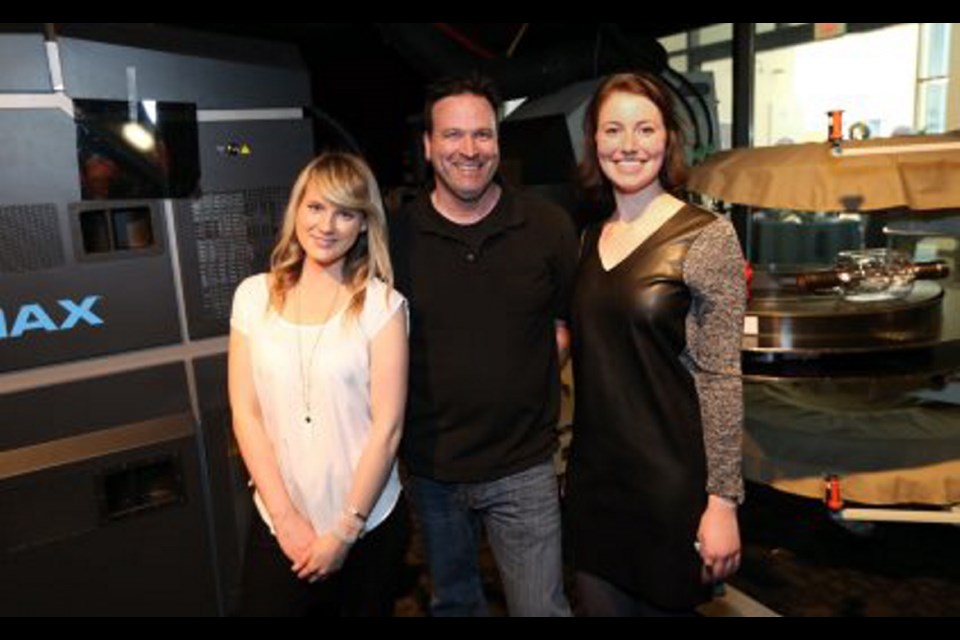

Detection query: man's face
(424, 93), (500, 204)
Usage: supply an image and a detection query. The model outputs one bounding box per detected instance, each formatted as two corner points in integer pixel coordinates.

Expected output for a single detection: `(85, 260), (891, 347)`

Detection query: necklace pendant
(305, 416), (312, 425)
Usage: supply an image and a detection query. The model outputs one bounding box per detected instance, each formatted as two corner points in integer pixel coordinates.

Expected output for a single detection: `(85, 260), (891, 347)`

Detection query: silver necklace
(296, 282), (342, 426)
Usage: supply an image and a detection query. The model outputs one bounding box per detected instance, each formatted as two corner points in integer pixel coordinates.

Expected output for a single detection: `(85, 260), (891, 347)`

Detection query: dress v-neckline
(597, 205), (687, 274)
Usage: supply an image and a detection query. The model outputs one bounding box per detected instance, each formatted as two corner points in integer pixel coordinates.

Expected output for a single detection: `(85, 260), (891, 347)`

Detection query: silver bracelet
(331, 521), (359, 546)
(345, 505), (369, 523)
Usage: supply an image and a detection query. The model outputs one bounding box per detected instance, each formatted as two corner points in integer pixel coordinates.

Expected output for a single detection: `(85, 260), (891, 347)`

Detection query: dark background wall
(159, 23), (715, 188)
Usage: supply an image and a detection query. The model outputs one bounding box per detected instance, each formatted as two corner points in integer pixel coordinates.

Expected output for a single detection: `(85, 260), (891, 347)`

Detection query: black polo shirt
(391, 188), (578, 483)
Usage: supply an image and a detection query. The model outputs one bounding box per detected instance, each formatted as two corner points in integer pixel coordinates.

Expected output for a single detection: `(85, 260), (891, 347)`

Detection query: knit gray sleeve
(682, 219), (746, 503)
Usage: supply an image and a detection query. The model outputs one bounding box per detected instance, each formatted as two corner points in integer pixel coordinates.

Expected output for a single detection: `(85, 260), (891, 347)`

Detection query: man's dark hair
(423, 73), (502, 134)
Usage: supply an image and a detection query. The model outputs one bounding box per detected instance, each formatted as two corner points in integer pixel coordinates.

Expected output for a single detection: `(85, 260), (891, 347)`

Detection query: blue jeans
(409, 461), (571, 617)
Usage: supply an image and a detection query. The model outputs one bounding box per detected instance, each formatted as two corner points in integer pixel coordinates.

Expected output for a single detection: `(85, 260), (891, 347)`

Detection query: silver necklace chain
(296, 282), (342, 426)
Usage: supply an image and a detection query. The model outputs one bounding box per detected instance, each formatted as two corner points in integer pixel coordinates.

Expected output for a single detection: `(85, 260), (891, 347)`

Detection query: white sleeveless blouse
(231, 274), (406, 536)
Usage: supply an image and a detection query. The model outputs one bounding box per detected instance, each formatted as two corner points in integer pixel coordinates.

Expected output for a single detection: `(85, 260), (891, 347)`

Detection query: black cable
(662, 66), (717, 152)
(303, 106), (362, 156)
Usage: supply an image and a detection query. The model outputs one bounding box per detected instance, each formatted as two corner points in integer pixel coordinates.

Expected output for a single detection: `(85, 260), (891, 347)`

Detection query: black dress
(565, 205), (746, 612)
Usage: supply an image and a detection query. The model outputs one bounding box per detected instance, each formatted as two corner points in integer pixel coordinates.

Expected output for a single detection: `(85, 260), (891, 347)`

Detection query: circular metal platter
(742, 281), (960, 382)
(743, 281), (945, 353)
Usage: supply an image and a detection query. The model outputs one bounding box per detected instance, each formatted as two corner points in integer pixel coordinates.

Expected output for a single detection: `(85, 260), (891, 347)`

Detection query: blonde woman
(229, 153), (408, 616)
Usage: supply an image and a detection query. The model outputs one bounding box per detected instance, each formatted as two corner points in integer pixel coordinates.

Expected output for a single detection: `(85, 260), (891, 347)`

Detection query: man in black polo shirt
(391, 74), (577, 617)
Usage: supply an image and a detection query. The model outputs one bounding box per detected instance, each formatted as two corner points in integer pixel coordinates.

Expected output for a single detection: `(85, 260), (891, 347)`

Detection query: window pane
(920, 22), (951, 78)
(659, 33), (688, 53)
(918, 79), (948, 133)
(697, 24), (733, 46)
(752, 24), (920, 145)
(700, 58), (733, 150)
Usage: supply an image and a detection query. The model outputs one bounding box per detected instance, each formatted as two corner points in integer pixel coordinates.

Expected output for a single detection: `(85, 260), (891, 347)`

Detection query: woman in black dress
(565, 72), (746, 616)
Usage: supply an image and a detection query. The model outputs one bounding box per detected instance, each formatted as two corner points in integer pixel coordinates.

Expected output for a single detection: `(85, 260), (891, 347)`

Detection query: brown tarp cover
(744, 383), (960, 506)
(688, 133), (960, 213)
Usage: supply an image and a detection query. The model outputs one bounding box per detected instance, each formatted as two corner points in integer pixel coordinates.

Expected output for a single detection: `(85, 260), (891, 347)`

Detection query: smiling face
(595, 91), (668, 196)
(295, 181), (366, 270)
(424, 93), (500, 205)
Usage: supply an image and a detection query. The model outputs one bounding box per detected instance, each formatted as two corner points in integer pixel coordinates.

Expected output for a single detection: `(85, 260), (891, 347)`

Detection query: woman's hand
(697, 495), (741, 584)
(273, 510), (317, 569)
(294, 533), (351, 583)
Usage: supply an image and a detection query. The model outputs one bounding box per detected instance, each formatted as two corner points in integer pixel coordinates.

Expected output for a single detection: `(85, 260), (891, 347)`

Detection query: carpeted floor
(731, 483), (960, 617)
(392, 482), (960, 617)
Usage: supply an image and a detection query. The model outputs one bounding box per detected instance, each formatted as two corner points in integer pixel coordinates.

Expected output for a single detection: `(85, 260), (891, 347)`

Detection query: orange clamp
(825, 475), (844, 512)
(828, 111), (844, 144)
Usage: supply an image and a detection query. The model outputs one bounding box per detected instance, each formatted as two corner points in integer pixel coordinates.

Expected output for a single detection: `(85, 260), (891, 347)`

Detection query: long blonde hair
(270, 152), (393, 319)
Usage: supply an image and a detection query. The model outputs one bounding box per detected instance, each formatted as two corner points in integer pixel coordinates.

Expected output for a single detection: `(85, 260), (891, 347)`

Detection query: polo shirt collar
(414, 185), (526, 241)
